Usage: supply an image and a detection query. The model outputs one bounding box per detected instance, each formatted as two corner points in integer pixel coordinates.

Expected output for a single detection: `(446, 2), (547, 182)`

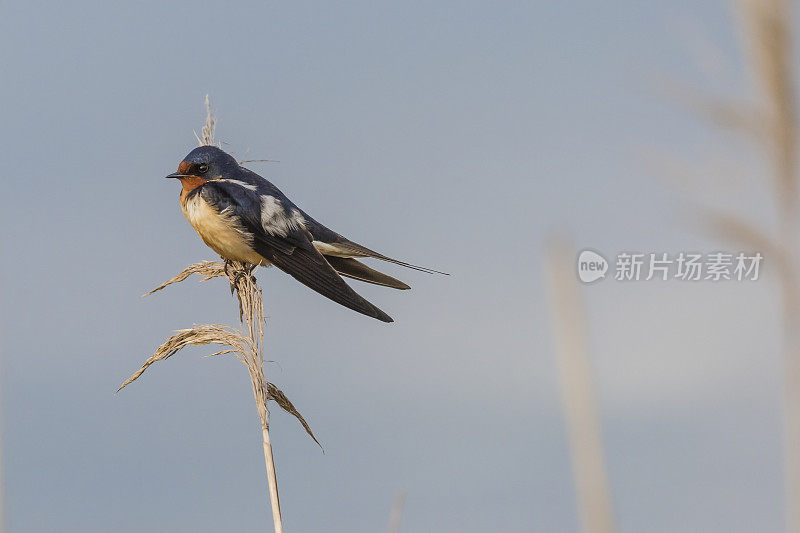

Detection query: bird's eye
(198, 163), (209, 174)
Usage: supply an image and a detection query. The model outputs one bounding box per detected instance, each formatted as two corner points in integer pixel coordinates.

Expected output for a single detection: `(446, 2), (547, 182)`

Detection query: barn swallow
(166, 145), (444, 322)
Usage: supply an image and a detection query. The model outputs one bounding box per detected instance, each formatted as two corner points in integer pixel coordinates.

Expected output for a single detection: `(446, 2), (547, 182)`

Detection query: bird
(166, 145), (444, 323)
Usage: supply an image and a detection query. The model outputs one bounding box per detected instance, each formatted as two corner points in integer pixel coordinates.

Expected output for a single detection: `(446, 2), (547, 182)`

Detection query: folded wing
(201, 181), (394, 322)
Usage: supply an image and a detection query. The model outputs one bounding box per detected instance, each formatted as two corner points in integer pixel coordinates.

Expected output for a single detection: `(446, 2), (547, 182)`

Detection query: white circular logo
(577, 250), (608, 283)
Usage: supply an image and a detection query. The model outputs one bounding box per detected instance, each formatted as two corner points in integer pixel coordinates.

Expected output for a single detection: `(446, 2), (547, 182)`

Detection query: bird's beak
(165, 172), (191, 179)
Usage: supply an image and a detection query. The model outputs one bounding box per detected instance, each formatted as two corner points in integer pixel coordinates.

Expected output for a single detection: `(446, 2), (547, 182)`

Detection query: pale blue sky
(0, 1), (791, 531)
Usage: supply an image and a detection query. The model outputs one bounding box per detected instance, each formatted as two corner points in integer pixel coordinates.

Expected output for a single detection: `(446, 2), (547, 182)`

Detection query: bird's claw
(224, 260), (255, 294)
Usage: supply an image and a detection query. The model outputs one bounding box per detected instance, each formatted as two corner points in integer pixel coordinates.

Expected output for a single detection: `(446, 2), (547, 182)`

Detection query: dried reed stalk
(674, 1), (799, 529)
(387, 491), (406, 533)
(120, 99), (317, 533)
(545, 239), (615, 533)
(737, 2), (800, 531)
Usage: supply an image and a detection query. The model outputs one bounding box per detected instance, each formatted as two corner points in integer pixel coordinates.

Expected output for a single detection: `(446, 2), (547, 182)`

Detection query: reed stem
(263, 425), (283, 533)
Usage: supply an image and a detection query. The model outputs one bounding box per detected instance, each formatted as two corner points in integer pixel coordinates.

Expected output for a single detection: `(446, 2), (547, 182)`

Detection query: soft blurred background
(1, 1), (797, 532)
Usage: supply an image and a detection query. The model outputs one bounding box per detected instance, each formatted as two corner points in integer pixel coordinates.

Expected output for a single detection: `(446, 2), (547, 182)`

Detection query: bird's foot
(224, 261), (256, 294)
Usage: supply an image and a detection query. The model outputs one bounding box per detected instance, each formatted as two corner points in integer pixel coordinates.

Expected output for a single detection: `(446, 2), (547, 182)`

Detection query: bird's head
(166, 145), (239, 182)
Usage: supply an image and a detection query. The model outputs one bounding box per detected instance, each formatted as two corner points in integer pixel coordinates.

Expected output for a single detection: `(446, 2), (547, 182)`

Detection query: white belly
(181, 195), (269, 265)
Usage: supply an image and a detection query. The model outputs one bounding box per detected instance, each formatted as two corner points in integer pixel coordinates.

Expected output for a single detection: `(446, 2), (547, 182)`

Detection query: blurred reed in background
(546, 238), (615, 533)
(682, 0), (799, 530)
